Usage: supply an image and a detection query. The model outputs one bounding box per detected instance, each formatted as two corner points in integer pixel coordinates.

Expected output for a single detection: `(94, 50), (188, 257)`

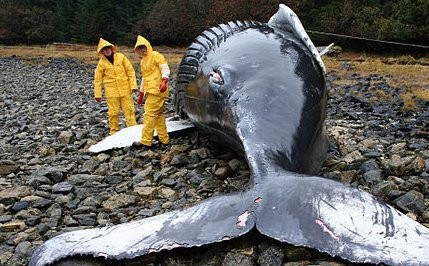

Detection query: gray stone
(134, 187), (156, 199)
(160, 178), (176, 187)
(106, 175), (123, 184)
(170, 154), (190, 166)
(29, 167), (66, 183)
(370, 181), (398, 198)
(80, 157), (101, 173)
(228, 159), (242, 172)
(393, 190), (426, 214)
(0, 251), (13, 265)
(31, 198), (53, 209)
(214, 166), (232, 180)
(11, 201), (30, 212)
(53, 195), (72, 205)
(0, 186), (32, 205)
(102, 194), (138, 210)
(0, 215), (13, 223)
(132, 165), (153, 184)
(52, 182), (74, 194)
(58, 131), (74, 144)
(25, 217), (41, 226)
(0, 160), (19, 176)
(68, 174), (105, 185)
(387, 154), (406, 176)
(362, 169), (383, 185)
(14, 241), (32, 256)
(72, 214), (97, 226)
(360, 159), (379, 172)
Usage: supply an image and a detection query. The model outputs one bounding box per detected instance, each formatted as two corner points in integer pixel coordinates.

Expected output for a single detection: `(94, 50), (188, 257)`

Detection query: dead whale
(29, 4), (429, 266)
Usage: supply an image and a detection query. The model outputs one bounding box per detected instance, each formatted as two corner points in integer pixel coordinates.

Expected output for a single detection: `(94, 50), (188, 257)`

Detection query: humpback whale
(29, 4), (429, 266)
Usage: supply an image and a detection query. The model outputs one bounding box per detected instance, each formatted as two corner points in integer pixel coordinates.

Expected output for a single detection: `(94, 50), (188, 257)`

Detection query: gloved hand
(132, 87), (138, 93)
(95, 98), (101, 103)
(137, 91), (144, 106)
(159, 78), (168, 93)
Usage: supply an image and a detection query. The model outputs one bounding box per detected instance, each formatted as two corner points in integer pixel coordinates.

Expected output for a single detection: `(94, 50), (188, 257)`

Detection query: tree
(0, 1), (27, 44)
(23, 6), (57, 43)
(115, 0), (157, 45)
(54, 0), (76, 42)
(71, 0), (115, 43)
(390, 0), (429, 44)
(133, 0), (210, 45)
(0, 0), (427, 49)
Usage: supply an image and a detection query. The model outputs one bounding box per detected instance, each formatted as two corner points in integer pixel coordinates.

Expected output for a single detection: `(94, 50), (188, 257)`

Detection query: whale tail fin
(255, 172), (429, 265)
(29, 191), (256, 266)
(30, 170), (429, 265)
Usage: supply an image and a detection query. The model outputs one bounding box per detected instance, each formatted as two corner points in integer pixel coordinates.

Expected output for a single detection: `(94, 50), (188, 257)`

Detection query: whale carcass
(29, 4), (429, 266)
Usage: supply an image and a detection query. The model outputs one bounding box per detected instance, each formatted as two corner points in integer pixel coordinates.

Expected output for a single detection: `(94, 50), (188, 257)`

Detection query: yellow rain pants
(106, 95), (137, 135)
(140, 93), (169, 145)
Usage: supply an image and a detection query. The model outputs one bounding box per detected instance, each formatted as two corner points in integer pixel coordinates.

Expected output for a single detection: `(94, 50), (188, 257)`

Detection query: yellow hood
(134, 35), (153, 56)
(96, 38), (117, 55)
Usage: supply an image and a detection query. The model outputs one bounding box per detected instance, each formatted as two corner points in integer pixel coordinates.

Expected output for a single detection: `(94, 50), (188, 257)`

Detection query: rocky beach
(0, 56), (428, 265)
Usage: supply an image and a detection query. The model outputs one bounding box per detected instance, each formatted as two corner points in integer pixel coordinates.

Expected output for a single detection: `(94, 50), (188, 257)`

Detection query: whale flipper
(88, 119), (194, 153)
(256, 173), (429, 265)
(29, 192), (255, 265)
(268, 4), (326, 74)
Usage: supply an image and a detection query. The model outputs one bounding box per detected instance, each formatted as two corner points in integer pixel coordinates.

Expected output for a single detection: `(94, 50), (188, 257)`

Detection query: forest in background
(0, 0), (428, 53)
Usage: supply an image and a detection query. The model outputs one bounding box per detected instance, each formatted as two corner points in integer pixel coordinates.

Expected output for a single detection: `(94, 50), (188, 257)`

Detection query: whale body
(29, 4), (429, 266)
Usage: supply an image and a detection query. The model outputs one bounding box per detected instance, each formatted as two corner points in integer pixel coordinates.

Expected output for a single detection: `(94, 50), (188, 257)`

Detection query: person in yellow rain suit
(133, 35), (170, 148)
(94, 38), (138, 135)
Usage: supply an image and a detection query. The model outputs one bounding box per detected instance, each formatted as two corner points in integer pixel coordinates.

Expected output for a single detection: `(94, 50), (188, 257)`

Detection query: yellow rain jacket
(134, 35), (170, 146)
(94, 38), (138, 98)
(134, 35), (169, 97)
(94, 38), (137, 135)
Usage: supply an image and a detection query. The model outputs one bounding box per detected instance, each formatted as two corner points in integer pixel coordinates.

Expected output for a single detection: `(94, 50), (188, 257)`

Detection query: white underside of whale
(88, 118), (194, 153)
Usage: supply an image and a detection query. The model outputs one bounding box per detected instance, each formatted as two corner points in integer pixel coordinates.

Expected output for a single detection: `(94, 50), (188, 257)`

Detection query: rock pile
(0, 57), (428, 265)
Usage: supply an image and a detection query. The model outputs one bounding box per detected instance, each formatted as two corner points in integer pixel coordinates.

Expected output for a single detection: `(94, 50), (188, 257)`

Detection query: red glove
(159, 78), (168, 93)
(137, 91), (144, 106)
(95, 98), (101, 103)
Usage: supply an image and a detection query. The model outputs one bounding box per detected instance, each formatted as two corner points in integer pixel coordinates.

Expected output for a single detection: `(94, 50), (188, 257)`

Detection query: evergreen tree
(23, 6), (57, 43)
(54, 0), (76, 42)
(71, 0), (115, 43)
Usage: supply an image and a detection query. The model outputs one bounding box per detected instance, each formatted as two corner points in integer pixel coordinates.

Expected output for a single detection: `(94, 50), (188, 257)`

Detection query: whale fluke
(256, 172), (429, 265)
(29, 191), (256, 265)
(30, 170), (429, 265)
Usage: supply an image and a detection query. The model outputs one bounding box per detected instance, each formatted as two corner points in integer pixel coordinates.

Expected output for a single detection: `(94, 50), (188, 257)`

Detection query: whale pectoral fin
(268, 4), (326, 73)
(255, 173), (429, 265)
(88, 119), (194, 153)
(29, 192), (255, 266)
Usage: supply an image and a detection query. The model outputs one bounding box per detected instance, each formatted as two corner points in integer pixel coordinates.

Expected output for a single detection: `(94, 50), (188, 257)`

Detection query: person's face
(137, 45), (147, 56)
(101, 46), (113, 56)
